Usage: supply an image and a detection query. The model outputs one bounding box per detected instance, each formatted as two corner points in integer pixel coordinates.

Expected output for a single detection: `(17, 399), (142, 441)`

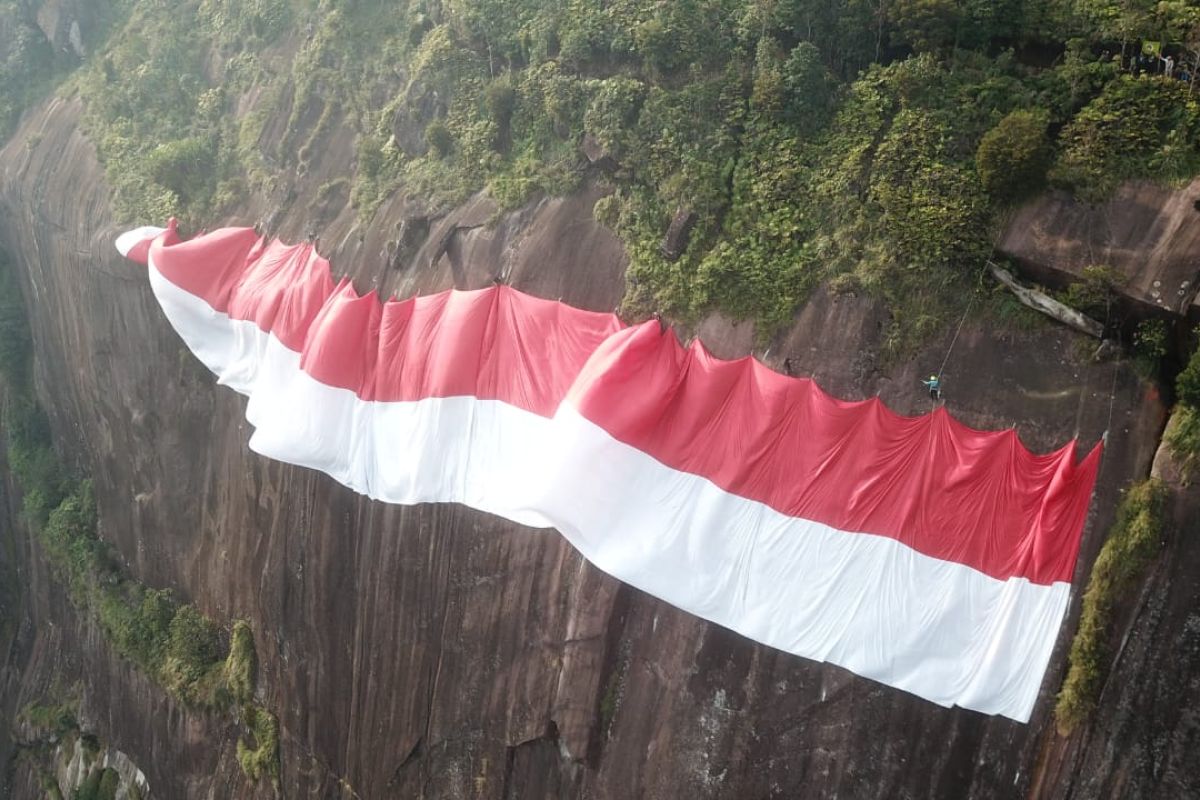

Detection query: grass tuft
(237, 704), (281, 789)
(1055, 478), (1167, 734)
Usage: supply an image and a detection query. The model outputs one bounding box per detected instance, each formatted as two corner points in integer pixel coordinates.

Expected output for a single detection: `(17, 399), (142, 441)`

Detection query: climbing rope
(935, 263), (991, 384)
(1103, 308), (1122, 442)
(1104, 354), (1120, 443)
(953, 259), (1124, 439)
(937, 296), (974, 383)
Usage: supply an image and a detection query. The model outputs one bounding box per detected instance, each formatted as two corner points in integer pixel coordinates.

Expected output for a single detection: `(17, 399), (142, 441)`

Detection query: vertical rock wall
(0, 82), (1191, 800)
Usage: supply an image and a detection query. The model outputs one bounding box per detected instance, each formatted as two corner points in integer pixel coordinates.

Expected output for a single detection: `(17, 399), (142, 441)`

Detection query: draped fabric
(117, 222), (1102, 722)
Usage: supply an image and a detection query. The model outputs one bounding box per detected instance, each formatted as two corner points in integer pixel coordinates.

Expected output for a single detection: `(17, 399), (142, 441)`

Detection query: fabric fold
(117, 223), (1103, 722)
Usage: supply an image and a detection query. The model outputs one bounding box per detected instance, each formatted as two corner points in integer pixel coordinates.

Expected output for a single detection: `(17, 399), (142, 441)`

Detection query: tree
(1051, 75), (1200, 201)
(1158, 1), (1200, 92)
(769, 0), (883, 75)
(167, 605), (221, 684)
(976, 109), (1052, 202)
(1177, 340), (1200, 406)
(751, 36), (787, 113)
(1075, 0), (1157, 59)
(145, 136), (216, 206)
(782, 42), (837, 130)
(425, 119), (453, 158)
(888, 0), (962, 52)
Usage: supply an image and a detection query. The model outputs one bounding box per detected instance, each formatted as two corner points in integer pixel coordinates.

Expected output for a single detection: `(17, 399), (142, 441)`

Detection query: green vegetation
(0, 256), (230, 708)
(0, 1), (1190, 347)
(19, 694), (83, 800)
(20, 697), (80, 740)
(598, 668), (621, 732)
(52, 1), (1200, 350)
(0, 0), (1181, 353)
(20, 694), (129, 800)
(977, 109), (1052, 203)
(1178, 341), (1200, 408)
(227, 619), (257, 705)
(27, 476), (248, 711)
(1132, 317), (1170, 376)
(0, 256), (277, 789)
(1056, 477), (1167, 734)
(236, 703), (281, 789)
(0, 3), (56, 138)
(2, 0), (1197, 772)
(1167, 341), (1200, 480)
(0, 252), (25, 647)
(1051, 76), (1200, 203)
(20, 710), (133, 800)
(74, 767), (119, 800)
(1058, 264), (1126, 318)
(0, 1), (132, 140)
(1167, 404), (1200, 481)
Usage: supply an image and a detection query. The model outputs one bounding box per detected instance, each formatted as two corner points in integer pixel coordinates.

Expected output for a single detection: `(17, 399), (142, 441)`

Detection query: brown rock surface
(997, 182), (1200, 316)
(660, 208), (696, 261)
(1027, 412), (1200, 800)
(0, 91), (1191, 800)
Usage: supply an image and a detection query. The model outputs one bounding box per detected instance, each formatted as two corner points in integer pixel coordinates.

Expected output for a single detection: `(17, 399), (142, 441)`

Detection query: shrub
(129, 588), (175, 667)
(1166, 404), (1200, 481)
(558, 13), (606, 67)
(751, 37), (785, 113)
(97, 769), (120, 800)
(75, 768), (104, 800)
(887, 0), (962, 52)
(226, 620), (257, 705)
(425, 119), (453, 158)
(484, 79), (516, 128)
(39, 483), (100, 593)
(145, 137), (217, 206)
(6, 401), (67, 521)
(237, 704), (281, 788)
(1059, 265), (1125, 318)
(0, 5), (56, 139)
(0, 254), (276, 768)
(976, 109), (1051, 202)
(583, 77), (646, 160)
(75, 767), (120, 800)
(1052, 76), (1200, 202)
(199, 0), (293, 51)
(870, 108), (992, 273)
(1177, 342), (1200, 407)
(634, 3), (717, 74)
(1168, 342), (1200, 480)
(592, 194), (621, 229)
(1133, 318), (1169, 373)
(633, 17), (674, 74)
(782, 42), (836, 131)
(166, 605), (222, 686)
(1056, 478), (1167, 733)
(20, 699), (78, 739)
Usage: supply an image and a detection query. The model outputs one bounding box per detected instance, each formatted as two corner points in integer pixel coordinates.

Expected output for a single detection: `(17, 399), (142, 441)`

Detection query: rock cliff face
(0, 51), (1199, 800)
(998, 181), (1200, 320)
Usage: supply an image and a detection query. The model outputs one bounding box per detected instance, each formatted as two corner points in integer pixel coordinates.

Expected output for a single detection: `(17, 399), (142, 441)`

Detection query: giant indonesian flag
(116, 221), (1102, 723)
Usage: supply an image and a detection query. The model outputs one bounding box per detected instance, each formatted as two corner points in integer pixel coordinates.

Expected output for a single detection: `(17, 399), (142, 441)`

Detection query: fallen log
(988, 262), (1104, 339)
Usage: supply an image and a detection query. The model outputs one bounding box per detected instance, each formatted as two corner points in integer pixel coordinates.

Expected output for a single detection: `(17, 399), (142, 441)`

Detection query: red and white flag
(118, 222), (1102, 722)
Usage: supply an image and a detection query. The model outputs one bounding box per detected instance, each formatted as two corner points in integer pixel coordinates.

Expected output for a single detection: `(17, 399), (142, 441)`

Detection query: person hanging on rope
(922, 374), (941, 401)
